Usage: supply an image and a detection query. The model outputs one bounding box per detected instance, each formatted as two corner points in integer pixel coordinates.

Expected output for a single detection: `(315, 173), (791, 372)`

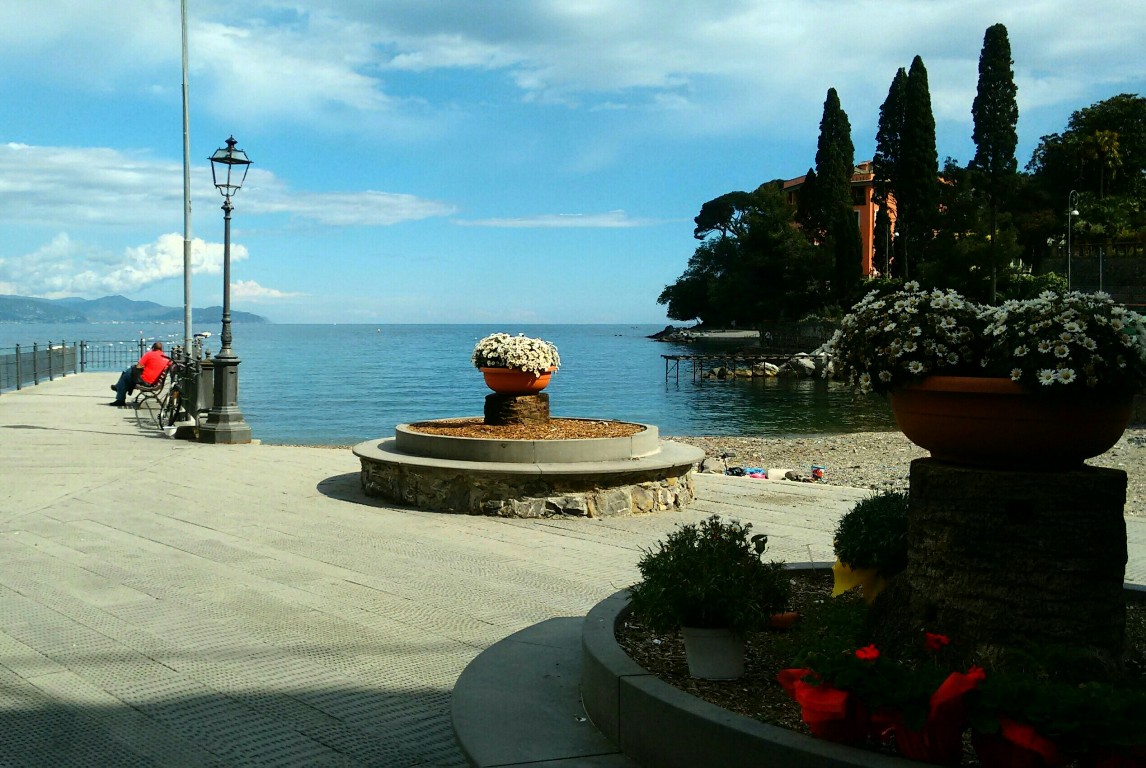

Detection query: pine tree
(970, 23), (1019, 301)
(873, 68), (907, 277)
(897, 56), (939, 279)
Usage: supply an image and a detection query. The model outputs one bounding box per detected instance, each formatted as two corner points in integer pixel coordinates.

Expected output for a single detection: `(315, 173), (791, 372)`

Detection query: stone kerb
(353, 422), (704, 518)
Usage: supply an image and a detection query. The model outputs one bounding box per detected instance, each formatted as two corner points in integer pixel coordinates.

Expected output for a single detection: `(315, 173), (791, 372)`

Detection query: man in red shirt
(110, 342), (169, 406)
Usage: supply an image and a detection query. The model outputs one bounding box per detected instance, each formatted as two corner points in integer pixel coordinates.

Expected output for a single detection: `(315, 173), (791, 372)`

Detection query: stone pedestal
(484, 393), (550, 426)
(902, 458), (1127, 660)
(199, 353), (251, 444)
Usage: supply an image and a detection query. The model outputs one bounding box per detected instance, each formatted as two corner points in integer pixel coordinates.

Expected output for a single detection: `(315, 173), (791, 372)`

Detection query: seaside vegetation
(657, 22), (1146, 330)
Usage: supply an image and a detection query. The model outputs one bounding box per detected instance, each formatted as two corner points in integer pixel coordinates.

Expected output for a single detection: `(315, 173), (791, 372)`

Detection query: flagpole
(181, 0), (193, 357)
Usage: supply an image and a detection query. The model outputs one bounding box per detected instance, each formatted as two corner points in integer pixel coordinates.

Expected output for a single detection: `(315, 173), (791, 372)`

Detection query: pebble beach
(670, 427), (1146, 517)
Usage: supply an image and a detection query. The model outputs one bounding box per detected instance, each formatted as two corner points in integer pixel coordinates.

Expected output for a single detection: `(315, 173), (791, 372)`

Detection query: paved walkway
(1, 374), (1143, 767)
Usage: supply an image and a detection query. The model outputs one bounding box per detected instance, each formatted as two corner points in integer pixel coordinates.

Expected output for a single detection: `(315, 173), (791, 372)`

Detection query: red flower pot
(480, 366), (556, 395)
(972, 721), (1066, 768)
(777, 669), (870, 745)
(890, 376), (1131, 469)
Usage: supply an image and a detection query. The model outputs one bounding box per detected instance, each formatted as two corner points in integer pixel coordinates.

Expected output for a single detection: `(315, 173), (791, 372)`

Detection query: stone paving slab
(1, 374), (1143, 766)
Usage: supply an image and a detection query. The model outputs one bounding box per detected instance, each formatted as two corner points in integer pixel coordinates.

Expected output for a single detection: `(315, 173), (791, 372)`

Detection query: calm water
(0, 323), (894, 445)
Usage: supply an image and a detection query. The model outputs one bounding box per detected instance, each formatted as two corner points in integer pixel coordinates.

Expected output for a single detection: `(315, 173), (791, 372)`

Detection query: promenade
(2, 374), (1143, 767)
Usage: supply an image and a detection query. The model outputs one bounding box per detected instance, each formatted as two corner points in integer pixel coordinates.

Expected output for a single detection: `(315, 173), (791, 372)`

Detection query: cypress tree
(812, 88), (861, 297)
(795, 167), (820, 239)
(970, 23), (1019, 301)
(873, 68), (908, 277)
(897, 55), (939, 279)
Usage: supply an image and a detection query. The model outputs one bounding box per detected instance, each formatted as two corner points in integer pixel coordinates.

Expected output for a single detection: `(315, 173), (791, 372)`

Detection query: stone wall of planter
(359, 460), (695, 518)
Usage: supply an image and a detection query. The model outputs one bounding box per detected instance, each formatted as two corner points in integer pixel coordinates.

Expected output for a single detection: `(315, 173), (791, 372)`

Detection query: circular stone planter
(580, 566), (1146, 768)
(353, 419), (705, 518)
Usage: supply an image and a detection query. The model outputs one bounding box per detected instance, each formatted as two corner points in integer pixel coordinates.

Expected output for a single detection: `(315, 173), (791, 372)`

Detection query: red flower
(924, 632), (951, 652)
(854, 644), (880, 661)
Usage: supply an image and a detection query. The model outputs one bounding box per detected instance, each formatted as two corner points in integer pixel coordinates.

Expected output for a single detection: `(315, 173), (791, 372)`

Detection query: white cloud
(0, 143), (455, 231)
(231, 280), (305, 300)
(245, 179), (457, 226)
(454, 210), (663, 228)
(0, 232), (240, 299)
(7, 1), (1143, 142)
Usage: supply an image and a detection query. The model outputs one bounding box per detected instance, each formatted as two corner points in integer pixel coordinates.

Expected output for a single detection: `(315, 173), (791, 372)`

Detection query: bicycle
(135, 359), (197, 435)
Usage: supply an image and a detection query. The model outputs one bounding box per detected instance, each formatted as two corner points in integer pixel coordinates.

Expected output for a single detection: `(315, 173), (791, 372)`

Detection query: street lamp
(1067, 190), (1079, 292)
(200, 136), (252, 444)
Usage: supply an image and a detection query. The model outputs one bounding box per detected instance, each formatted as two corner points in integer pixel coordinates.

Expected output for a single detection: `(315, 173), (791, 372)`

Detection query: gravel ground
(670, 427), (1146, 517)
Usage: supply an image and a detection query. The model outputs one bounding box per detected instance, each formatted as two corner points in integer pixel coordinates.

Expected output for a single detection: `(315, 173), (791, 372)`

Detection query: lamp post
(199, 136), (252, 444)
(1067, 190), (1079, 292)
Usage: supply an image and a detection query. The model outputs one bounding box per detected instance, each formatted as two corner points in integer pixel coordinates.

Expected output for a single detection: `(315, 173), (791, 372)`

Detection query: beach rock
(753, 362), (780, 377)
(778, 355), (817, 378)
(699, 457), (728, 474)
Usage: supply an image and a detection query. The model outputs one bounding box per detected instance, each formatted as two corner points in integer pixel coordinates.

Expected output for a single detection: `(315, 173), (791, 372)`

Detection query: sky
(0, 1), (1142, 325)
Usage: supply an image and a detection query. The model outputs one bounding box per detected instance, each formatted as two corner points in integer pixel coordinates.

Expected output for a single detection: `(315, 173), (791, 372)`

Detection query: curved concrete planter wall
(353, 420), (705, 518)
(580, 570), (1146, 768)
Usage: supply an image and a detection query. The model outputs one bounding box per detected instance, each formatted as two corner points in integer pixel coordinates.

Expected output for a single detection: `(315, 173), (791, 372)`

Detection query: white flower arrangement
(471, 333), (561, 376)
(825, 282), (981, 395)
(979, 290), (1146, 394)
(827, 283), (1146, 396)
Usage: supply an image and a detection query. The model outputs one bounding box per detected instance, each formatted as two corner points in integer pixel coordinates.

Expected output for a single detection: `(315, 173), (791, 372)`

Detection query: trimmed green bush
(628, 515), (790, 633)
(833, 491), (909, 576)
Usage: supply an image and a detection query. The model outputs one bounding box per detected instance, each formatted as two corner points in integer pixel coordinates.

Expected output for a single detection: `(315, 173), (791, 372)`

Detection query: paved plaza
(1, 373), (1143, 767)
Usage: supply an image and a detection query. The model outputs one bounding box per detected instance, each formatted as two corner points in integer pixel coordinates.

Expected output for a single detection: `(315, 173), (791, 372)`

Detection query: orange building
(782, 161), (890, 277)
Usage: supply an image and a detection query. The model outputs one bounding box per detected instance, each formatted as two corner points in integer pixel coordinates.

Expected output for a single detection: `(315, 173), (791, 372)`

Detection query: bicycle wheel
(161, 389), (183, 429)
(135, 396), (163, 430)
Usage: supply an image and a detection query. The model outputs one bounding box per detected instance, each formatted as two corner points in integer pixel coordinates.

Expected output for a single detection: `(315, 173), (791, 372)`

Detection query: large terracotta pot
(889, 376), (1132, 470)
(480, 366), (555, 395)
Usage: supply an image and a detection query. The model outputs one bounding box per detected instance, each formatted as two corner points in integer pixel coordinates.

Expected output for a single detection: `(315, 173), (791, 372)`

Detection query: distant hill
(0, 294), (268, 324)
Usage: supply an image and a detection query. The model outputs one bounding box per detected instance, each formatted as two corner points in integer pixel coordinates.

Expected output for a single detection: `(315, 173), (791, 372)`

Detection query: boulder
(699, 457), (728, 474)
(753, 362), (780, 377)
(778, 355), (817, 378)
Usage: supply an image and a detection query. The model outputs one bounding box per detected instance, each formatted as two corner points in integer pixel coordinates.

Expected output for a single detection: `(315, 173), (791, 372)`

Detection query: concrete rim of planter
(580, 564), (1146, 768)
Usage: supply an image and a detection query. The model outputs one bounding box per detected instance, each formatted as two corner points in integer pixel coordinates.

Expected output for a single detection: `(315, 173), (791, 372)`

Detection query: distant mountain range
(0, 294), (268, 324)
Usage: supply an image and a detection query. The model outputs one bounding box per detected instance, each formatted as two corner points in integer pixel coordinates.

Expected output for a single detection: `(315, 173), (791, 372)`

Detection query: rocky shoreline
(669, 427), (1146, 517)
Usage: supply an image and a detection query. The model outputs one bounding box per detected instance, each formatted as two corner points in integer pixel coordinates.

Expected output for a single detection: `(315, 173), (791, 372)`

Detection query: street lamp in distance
(199, 136), (253, 445)
(1067, 190), (1079, 292)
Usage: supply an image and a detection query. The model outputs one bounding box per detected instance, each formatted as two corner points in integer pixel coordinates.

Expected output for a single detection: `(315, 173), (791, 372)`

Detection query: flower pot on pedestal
(890, 376), (1131, 470)
(480, 366), (555, 395)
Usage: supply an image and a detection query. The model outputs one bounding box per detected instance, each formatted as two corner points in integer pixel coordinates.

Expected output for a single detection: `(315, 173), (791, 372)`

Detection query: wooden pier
(662, 354), (793, 383)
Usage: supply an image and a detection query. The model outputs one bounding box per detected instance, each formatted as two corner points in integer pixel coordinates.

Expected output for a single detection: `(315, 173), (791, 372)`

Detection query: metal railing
(0, 336), (211, 394)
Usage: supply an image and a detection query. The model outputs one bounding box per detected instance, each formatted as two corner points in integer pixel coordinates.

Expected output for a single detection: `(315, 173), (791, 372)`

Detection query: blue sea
(0, 323), (895, 445)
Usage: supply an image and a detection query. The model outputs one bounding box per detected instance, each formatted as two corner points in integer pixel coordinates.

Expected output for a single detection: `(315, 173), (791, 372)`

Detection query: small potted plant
(471, 332), (561, 394)
(831, 491), (909, 604)
(627, 514), (789, 680)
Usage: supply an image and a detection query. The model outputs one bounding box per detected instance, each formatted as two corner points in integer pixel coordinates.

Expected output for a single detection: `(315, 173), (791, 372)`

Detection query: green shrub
(628, 515), (790, 633)
(833, 491), (909, 576)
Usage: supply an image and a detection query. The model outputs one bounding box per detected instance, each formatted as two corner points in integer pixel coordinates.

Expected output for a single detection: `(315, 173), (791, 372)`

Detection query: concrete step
(451, 616), (637, 768)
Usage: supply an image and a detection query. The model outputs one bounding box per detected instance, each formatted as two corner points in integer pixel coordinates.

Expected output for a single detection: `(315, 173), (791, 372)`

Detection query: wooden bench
(131, 364), (173, 414)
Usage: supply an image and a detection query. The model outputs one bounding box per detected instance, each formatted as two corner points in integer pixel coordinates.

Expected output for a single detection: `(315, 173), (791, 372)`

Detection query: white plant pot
(680, 626), (746, 680)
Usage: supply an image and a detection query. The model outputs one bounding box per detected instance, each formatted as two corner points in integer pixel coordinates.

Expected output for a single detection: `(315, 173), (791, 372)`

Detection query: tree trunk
(484, 393), (550, 426)
(887, 459), (1128, 665)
